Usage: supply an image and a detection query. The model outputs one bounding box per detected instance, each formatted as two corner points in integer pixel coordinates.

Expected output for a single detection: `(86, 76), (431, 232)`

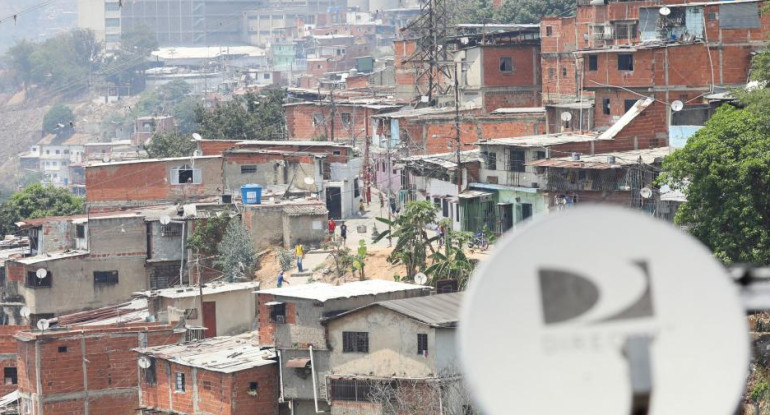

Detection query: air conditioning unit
(185, 327), (206, 342)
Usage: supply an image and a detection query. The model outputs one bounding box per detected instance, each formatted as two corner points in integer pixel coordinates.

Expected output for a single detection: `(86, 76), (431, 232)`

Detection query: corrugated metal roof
(527, 147), (673, 170)
(598, 97), (654, 140)
(326, 293), (463, 328)
(257, 280), (429, 302)
(491, 107), (545, 114)
(135, 281), (260, 299)
(13, 250), (89, 265)
(282, 204), (328, 216)
(136, 333), (275, 374)
(479, 133), (601, 148)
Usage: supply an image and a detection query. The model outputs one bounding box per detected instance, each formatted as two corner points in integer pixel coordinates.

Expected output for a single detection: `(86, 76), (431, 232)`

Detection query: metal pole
(454, 62), (462, 194)
(387, 120), (393, 248)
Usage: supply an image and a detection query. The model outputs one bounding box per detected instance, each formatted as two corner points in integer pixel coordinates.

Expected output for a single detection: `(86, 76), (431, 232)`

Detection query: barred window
(417, 333), (428, 355)
(329, 378), (373, 402)
(342, 332), (369, 353)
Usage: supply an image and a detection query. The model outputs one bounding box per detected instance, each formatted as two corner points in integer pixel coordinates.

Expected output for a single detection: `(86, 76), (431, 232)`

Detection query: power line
(0, 0), (59, 26)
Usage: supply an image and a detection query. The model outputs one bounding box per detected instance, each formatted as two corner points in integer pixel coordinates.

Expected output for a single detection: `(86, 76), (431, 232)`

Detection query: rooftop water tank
(241, 184), (262, 205)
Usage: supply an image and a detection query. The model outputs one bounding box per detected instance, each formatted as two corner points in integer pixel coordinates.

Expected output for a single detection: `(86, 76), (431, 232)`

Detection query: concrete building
(136, 334), (278, 415)
(15, 324), (182, 415)
(136, 281), (260, 338)
(400, 151), (481, 230)
(323, 293), (466, 415)
(24, 133), (88, 188)
(256, 280), (431, 415)
(242, 201), (329, 249)
(132, 115), (176, 147)
(284, 101), (401, 143)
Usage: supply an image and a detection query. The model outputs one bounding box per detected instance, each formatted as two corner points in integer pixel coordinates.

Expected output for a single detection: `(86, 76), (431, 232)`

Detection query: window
(618, 54), (634, 71)
(342, 331), (369, 353)
(562, 67), (567, 77)
(354, 178), (360, 198)
(603, 98), (611, 115)
(442, 199), (449, 218)
(58, 346), (67, 353)
(105, 2), (121, 11)
(329, 378), (374, 402)
(546, 26), (553, 36)
(27, 270), (52, 288)
(241, 164), (257, 174)
(536, 151), (547, 160)
(76, 224), (86, 238)
(160, 223), (182, 237)
(55, 150), (60, 154)
(249, 381), (259, 394)
(3, 368), (16, 385)
(509, 150), (525, 173)
(171, 164), (201, 185)
(499, 57), (513, 73)
(312, 113), (324, 127)
(175, 372), (186, 392)
(455, 203), (460, 221)
(341, 112), (352, 127)
(613, 22), (637, 40)
(588, 55), (598, 71)
(548, 68), (555, 79)
(94, 271), (119, 285)
(417, 333), (428, 355)
(486, 151), (497, 170)
(269, 303), (286, 323)
(203, 380), (212, 390)
(105, 18), (120, 27)
(624, 99), (637, 112)
(263, 73), (270, 79)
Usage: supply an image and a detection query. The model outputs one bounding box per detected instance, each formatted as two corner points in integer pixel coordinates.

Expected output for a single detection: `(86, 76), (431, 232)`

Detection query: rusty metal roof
(285, 358), (311, 368)
(325, 293), (464, 328)
(527, 159), (618, 170)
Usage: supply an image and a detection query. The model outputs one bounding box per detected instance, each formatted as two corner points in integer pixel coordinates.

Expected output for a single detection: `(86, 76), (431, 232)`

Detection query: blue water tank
(241, 184), (262, 204)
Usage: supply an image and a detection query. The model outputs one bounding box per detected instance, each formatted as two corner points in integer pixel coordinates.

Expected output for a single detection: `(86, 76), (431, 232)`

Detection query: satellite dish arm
(623, 336), (654, 415)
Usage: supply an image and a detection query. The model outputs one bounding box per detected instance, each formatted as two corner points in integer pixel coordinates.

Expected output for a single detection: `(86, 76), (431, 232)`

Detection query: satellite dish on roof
(192, 150), (203, 157)
(659, 6), (671, 15)
(138, 356), (152, 369)
(159, 215), (171, 225)
(20, 307), (30, 319)
(560, 112), (572, 122)
(460, 206), (748, 415)
(640, 187), (653, 199)
(304, 177), (315, 185)
(414, 272), (428, 285)
(192, 133), (202, 141)
(36, 319), (49, 331)
(36, 269), (47, 279)
(671, 100), (684, 112)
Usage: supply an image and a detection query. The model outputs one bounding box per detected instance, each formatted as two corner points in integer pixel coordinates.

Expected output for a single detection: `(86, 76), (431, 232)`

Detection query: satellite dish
(659, 6), (671, 15)
(102, 156), (110, 163)
(414, 273), (428, 285)
(20, 307), (30, 319)
(269, 197), (275, 203)
(192, 133), (202, 140)
(420, 96), (429, 103)
(304, 177), (315, 185)
(460, 206), (748, 415)
(671, 100), (684, 112)
(36, 319), (49, 331)
(138, 356), (152, 369)
(159, 215), (171, 225)
(35, 269), (47, 279)
(192, 150), (203, 157)
(560, 112), (572, 122)
(640, 187), (653, 199)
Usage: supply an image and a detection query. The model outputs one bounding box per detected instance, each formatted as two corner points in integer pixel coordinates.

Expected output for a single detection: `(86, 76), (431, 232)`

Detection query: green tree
(216, 219), (258, 282)
(187, 214), (231, 270)
(158, 80), (192, 103)
(660, 105), (770, 265)
(100, 25), (157, 95)
(6, 40), (35, 90)
(194, 89), (286, 140)
(0, 184), (85, 235)
(173, 97), (199, 134)
(42, 104), (75, 134)
(493, 0), (575, 24)
(374, 200), (438, 278)
(144, 132), (197, 158)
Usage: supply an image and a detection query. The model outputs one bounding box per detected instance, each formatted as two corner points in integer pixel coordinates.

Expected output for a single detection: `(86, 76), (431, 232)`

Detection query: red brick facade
(16, 325), (180, 415)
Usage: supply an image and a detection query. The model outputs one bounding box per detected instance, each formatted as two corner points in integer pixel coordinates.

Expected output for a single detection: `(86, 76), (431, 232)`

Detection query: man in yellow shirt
(295, 243), (305, 272)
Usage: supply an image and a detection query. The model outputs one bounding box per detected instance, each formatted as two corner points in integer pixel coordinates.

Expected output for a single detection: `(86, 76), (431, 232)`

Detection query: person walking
(277, 270), (289, 288)
(328, 218), (336, 236)
(295, 243), (305, 272)
(340, 222), (348, 243)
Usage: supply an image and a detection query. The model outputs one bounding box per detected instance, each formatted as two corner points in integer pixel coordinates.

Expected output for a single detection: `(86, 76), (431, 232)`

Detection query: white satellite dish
(36, 319), (49, 331)
(659, 6), (671, 15)
(159, 215), (171, 225)
(35, 269), (47, 279)
(192, 150), (203, 157)
(269, 197), (276, 203)
(460, 206), (748, 415)
(560, 112), (573, 122)
(19, 307), (30, 319)
(304, 177), (315, 185)
(414, 273), (428, 285)
(671, 100), (684, 112)
(192, 133), (202, 141)
(138, 356), (152, 369)
(420, 96), (429, 103)
(640, 187), (653, 199)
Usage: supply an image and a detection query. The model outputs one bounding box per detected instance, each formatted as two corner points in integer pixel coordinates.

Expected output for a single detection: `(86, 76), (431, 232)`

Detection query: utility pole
(197, 251), (205, 333)
(329, 84), (336, 142)
(454, 62), (462, 194)
(387, 120), (393, 248)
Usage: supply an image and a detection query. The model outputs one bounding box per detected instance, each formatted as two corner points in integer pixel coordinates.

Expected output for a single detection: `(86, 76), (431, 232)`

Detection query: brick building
(15, 324), (181, 415)
(136, 333), (278, 415)
(284, 101), (400, 142)
(0, 326), (26, 399)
